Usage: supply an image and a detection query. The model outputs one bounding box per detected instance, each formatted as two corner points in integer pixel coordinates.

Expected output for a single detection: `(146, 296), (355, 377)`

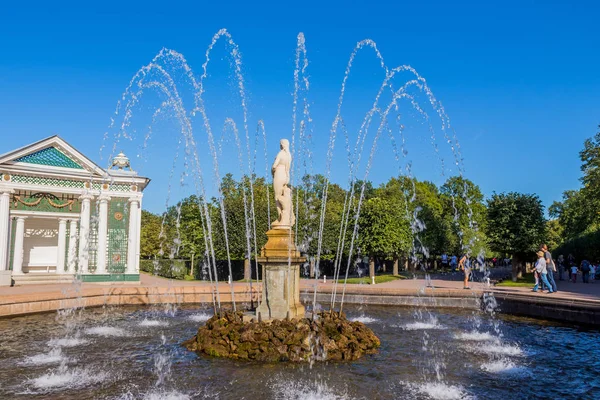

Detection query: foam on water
(188, 313), (211, 322)
(467, 343), (523, 356)
(349, 315), (378, 324)
(406, 382), (472, 400)
(21, 348), (67, 366)
(139, 319), (169, 327)
(117, 390), (192, 400)
(48, 338), (89, 347)
(270, 379), (349, 400)
(401, 321), (444, 330)
(454, 331), (499, 342)
(480, 359), (528, 374)
(27, 366), (109, 391)
(85, 326), (128, 337)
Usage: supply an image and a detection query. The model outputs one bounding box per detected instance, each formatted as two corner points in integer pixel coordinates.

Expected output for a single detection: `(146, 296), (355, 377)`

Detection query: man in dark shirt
(541, 244), (558, 293)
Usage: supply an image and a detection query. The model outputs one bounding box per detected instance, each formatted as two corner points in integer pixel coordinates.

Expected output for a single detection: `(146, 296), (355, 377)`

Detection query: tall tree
(486, 192), (546, 279)
(356, 196), (412, 278)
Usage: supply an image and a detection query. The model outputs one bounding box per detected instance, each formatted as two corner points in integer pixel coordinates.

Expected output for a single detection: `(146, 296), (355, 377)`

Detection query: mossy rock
(184, 310), (380, 363)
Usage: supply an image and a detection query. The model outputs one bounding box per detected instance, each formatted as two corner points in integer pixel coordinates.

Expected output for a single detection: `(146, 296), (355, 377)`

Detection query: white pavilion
(0, 136), (149, 286)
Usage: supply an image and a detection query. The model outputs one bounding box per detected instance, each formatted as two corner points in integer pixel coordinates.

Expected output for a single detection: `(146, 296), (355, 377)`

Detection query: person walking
(590, 263), (596, 282)
(532, 251), (554, 293)
(571, 263), (579, 283)
(450, 255), (458, 272)
(459, 254), (471, 289)
(557, 255), (565, 281)
(542, 244), (558, 293)
(581, 260), (591, 283)
(441, 253), (449, 270)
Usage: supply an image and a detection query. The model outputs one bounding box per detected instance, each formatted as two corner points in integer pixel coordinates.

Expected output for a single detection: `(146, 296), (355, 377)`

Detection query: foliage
(139, 259), (187, 279)
(356, 196), (412, 259)
(486, 192), (546, 258)
(140, 173), (494, 280)
(553, 229), (600, 263)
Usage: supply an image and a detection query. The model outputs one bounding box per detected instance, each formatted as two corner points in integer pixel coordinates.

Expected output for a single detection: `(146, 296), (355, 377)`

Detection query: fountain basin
(184, 311), (380, 362)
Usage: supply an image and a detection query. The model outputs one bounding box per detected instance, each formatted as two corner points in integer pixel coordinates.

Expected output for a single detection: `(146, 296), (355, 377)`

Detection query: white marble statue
(271, 139), (295, 229)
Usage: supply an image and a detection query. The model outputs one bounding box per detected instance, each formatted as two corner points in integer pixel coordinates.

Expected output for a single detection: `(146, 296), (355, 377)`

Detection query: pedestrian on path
(581, 260), (591, 283)
(557, 255), (565, 281)
(450, 255), (457, 272)
(571, 264), (579, 283)
(590, 263), (596, 282)
(542, 244), (558, 293)
(533, 251), (554, 293)
(459, 254), (471, 289)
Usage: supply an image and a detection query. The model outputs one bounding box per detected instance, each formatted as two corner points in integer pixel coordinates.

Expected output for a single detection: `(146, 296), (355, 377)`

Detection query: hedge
(553, 229), (600, 263)
(139, 259), (187, 280)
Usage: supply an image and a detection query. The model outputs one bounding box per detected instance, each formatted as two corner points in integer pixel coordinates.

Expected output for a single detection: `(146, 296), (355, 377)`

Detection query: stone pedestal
(256, 229), (305, 320)
(0, 270), (12, 286)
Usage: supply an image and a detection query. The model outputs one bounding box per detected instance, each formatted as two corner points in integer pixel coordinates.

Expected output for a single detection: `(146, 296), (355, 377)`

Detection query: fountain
(1, 29), (598, 400)
(183, 138), (380, 362)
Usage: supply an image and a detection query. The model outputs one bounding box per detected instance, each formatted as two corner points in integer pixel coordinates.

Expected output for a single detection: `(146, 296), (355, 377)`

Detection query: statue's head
(280, 139), (290, 151)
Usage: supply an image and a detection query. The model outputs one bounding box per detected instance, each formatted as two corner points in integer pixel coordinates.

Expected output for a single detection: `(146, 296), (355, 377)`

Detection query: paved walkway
(1, 272), (599, 317)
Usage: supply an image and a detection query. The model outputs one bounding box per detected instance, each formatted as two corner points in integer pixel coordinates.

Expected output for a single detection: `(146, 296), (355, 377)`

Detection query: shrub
(139, 258), (187, 280)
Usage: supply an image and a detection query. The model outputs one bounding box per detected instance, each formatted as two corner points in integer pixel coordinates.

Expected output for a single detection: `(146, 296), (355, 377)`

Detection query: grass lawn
(495, 273), (535, 287)
(336, 274), (406, 284)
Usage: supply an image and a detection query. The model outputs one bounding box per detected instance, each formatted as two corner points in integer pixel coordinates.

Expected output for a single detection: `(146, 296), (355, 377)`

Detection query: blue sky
(0, 0), (598, 214)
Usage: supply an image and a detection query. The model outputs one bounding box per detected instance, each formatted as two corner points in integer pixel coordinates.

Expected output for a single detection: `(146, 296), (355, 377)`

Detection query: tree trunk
(309, 258), (315, 278)
(369, 256), (375, 280)
(512, 254), (524, 281)
(404, 258), (408, 272)
(434, 259), (438, 270)
(244, 258), (251, 281)
(382, 259), (387, 272)
(393, 257), (399, 276)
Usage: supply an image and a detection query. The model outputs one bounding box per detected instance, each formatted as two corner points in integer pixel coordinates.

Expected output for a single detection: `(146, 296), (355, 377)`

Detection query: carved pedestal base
(256, 229), (305, 320)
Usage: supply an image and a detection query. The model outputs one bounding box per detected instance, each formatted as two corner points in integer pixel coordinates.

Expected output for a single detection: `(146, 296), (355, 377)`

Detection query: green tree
(486, 192), (546, 279)
(139, 210), (166, 258)
(356, 196), (412, 278)
(440, 176), (488, 257)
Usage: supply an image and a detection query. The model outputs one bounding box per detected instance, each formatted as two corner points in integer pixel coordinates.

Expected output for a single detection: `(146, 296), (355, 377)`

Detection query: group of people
(440, 253), (482, 289)
(556, 254), (598, 283)
(533, 244), (557, 293)
(534, 248), (598, 293)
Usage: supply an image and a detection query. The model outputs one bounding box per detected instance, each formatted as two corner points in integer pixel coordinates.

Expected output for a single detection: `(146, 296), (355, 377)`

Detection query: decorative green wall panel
(107, 197), (128, 273)
(10, 191), (81, 213)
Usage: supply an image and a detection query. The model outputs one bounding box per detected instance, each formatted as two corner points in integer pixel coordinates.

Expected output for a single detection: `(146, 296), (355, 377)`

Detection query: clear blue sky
(1, 0), (598, 214)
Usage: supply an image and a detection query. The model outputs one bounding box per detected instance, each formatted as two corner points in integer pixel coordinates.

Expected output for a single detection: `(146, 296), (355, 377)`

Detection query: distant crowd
(532, 245), (597, 294)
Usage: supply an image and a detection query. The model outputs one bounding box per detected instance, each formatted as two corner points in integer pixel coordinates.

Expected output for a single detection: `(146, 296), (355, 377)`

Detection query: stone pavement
(0, 272), (599, 318)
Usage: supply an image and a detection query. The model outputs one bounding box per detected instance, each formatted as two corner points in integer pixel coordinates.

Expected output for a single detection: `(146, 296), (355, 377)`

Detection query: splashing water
(188, 313), (212, 323)
(480, 359), (529, 374)
(26, 363), (109, 392)
(85, 326), (128, 337)
(403, 381), (473, 400)
(269, 378), (350, 400)
(20, 348), (68, 366)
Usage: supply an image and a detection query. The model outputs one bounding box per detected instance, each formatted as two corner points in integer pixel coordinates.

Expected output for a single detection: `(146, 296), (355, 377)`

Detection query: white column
(67, 219), (78, 274)
(127, 198), (140, 274)
(96, 195), (110, 274)
(135, 198), (142, 272)
(56, 219), (68, 274)
(12, 216), (26, 275)
(78, 194), (93, 273)
(0, 189), (12, 271)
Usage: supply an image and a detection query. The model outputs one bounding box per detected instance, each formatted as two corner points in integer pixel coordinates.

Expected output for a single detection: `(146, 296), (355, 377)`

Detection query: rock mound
(183, 311), (380, 362)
